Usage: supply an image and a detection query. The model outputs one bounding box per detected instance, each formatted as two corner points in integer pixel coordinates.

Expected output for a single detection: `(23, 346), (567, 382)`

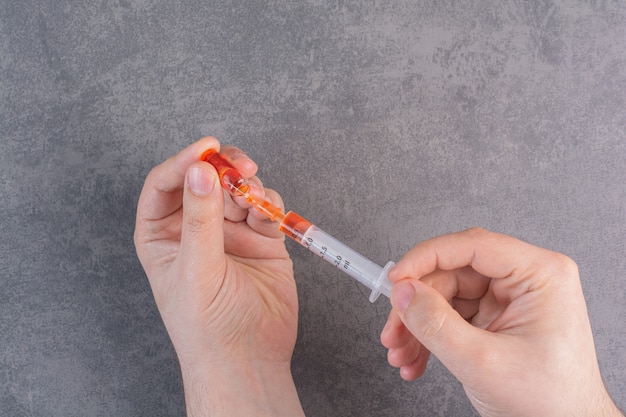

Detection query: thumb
(179, 162), (226, 273)
(391, 280), (489, 381)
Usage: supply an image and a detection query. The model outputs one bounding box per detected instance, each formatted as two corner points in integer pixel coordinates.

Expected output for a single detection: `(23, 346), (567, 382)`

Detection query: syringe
(202, 149), (394, 302)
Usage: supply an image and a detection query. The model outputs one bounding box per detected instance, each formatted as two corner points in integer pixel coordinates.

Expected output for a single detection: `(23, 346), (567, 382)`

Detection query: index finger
(388, 228), (548, 293)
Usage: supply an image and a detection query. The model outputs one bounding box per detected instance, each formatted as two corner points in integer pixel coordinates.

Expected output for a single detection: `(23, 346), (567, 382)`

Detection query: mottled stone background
(1, 1), (624, 416)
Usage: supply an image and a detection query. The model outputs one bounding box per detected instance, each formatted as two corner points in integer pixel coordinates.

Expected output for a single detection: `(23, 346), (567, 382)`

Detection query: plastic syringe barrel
(296, 224), (394, 302)
(200, 150), (395, 302)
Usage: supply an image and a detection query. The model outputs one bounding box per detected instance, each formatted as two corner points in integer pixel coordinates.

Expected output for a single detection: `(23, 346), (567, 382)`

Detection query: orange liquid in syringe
(244, 193), (285, 222)
(279, 211), (313, 243)
(244, 192), (314, 243)
(201, 149), (250, 194)
(201, 149), (314, 242)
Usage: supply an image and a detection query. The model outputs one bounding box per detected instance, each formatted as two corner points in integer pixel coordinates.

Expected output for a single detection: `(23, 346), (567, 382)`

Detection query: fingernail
(392, 281), (416, 313)
(188, 167), (214, 196)
(382, 319), (392, 335)
(229, 151), (249, 161)
(387, 265), (399, 281)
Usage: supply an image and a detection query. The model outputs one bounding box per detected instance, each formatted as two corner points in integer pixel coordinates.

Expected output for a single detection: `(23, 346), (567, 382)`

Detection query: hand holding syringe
(202, 149), (394, 302)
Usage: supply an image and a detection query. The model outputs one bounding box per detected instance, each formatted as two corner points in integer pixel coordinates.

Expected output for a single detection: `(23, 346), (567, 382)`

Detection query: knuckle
(555, 253), (578, 273)
(421, 309), (448, 340)
(409, 300), (448, 341)
(185, 206), (213, 233)
(464, 226), (490, 239)
(547, 251), (579, 277)
(187, 219), (209, 236)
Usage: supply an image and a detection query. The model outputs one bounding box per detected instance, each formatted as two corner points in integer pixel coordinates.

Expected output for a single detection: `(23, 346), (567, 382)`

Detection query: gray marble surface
(1, 1), (625, 416)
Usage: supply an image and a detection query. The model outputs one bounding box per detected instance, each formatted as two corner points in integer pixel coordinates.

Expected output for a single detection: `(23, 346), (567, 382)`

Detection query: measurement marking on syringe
(306, 237), (353, 270)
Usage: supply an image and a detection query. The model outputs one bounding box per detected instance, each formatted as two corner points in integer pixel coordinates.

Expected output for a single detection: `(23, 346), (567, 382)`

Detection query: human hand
(381, 228), (622, 417)
(134, 138), (304, 417)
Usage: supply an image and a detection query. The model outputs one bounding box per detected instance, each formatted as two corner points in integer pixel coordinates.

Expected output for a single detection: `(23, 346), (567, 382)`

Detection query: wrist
(179, 356), (304, 417)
